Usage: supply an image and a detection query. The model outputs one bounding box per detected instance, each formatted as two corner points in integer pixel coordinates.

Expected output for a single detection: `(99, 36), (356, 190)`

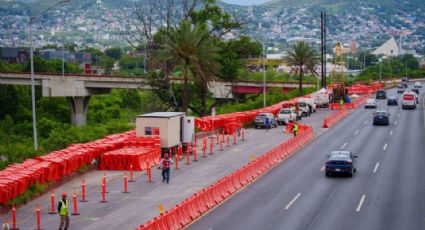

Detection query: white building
(372, 37), (400, 57)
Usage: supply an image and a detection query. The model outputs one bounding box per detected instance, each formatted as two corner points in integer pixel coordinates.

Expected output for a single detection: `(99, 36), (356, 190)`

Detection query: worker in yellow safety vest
(292, 122), (299, 137)
(58, 192), (70, 230)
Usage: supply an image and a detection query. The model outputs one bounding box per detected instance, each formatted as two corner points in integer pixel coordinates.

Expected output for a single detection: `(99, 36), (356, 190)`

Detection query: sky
(221, 0), (271, 6)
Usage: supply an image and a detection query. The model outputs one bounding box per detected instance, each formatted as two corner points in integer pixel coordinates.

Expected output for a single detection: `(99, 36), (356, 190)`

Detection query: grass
(7, 181), (54, 207)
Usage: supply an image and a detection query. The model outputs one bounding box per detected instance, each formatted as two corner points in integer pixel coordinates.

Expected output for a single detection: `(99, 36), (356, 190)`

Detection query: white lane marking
(383, 143), (388, 151)
(285, 193), (302, 210)
(364, 120), (369, 125)
(356, 195), (367, 212)
(354, 130), (359, 135)
(394, 121), (398, 125)
(373, 162), (380, 173)
(320, 166), (325, 172)
(397, 114), (400, 117)
(341, 142), (348, 150)
(389, 130), (393, 136)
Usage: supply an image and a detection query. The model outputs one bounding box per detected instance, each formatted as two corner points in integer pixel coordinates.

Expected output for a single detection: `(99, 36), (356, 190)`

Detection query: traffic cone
(323, 117), (330, 128)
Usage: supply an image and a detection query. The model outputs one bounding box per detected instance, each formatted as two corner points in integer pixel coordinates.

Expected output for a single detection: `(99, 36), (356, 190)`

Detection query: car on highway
(397, 85), (406, 94)
(373, 111), (390, 125)
(277, 108), (298, 125)
(376, 90), (387, 99)
(401, 77), (409, 88)
(364, 98), (377, 109)
(325, 151), (358, 177)
(402, 92), (417, 109)
(412, 88), (420, 96)
(413, 82), (422, 89)
(254, 113), (277, 129)
(387, 96), (398, 106)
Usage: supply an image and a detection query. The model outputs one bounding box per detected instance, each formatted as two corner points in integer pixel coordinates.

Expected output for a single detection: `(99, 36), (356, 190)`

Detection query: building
(0, 47), (28, 64)
(372, 37), (400, 57)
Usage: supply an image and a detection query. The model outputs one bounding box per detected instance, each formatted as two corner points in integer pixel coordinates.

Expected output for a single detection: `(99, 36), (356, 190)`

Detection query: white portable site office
(136, 112), (194, 148)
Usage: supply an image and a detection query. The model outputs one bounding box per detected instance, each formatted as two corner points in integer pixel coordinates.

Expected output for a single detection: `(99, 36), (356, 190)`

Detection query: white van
(401, 92), (416, 109)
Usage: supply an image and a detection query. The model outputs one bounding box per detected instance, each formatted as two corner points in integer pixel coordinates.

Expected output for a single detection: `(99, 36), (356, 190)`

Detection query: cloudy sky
(221, 0), (271, 5)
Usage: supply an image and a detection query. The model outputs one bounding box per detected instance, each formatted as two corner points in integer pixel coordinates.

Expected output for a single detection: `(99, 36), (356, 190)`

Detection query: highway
(189, 87), (425, 230)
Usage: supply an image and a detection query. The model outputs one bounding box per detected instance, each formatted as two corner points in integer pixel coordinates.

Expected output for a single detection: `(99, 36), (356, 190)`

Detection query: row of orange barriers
(99, 146), (161, 171)
(346, 83), (384, 94)
(136, 125), (315, 230)
(329, 103), (355, 110)
(323, 93), (373, 128)
(322, 109), (349, 128)
(0, 130), (159, 206)
(194, 96), (304, 132)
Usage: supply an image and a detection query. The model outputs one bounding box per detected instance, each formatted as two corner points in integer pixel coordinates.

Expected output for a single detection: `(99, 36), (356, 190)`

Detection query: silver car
(254, 113), (278, 129)
(364, 98), (377, 109)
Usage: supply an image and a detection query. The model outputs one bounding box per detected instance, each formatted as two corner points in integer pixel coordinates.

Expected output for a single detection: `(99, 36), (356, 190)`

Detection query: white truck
(298, 97), (317, 113)
(277, 108), (298, 125)
(312, 88), (330, 108)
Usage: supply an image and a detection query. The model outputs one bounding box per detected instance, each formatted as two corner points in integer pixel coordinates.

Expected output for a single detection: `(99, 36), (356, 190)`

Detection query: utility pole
(379, 59), (382, 81)
(363, 48), (366, 69)
(321, 11), (327, 88)
(263, 42), (266, 108)
(28, 0), (70, 150)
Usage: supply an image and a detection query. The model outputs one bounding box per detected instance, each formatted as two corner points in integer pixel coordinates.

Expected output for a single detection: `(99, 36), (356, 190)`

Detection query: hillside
(0, 0), (424, 54)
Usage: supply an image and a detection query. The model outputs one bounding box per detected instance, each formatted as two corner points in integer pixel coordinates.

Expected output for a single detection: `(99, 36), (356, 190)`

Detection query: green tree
(284, 41), (319, 96)
(189, 0), (241, 38)
(105, 47), (123, 61)
(119, 56), (144, 70)
(154, 20), (221, 114)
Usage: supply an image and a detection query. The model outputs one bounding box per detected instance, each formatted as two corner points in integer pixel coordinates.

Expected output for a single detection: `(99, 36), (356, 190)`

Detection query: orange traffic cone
(323, 117), (330, 128)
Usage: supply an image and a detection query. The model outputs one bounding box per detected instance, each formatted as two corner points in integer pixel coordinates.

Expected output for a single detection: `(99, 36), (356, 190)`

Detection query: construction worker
(158, 153), (173, 183)
(292, 121), (299, 137)
(340, 97), (344, 109)
(58, 192), (70, 230)
(265, 117), (271, 132)
(2, 219), (10, 230)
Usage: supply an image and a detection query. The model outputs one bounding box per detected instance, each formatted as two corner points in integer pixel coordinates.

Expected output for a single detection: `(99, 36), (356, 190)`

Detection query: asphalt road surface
(189, 87), (425, 230)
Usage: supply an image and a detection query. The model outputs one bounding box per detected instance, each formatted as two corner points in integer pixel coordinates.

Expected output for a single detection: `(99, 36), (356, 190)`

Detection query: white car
(364, 98), (377, 109)
(277, 108), (298, 125)
(413, 82), (422, 89)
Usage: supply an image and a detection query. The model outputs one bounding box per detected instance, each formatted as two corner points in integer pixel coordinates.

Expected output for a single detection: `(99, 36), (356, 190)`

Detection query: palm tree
(285, 41), (319, 96)
(154, 20), (221, 114)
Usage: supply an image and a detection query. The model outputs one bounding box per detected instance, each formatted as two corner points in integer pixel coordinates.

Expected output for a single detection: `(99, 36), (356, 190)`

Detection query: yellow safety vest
(293, 124), (299, 132)
(60, 200), (69, 216)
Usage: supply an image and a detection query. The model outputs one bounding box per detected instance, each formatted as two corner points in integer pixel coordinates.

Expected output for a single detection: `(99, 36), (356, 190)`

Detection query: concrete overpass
(0, 72), (315, 125)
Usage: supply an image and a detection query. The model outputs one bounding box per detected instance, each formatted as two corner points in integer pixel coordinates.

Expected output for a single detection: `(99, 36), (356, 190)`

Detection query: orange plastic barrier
(99, 147), (161, 171)
(137, 125), (315, 230)
(0, 130), (160, 205)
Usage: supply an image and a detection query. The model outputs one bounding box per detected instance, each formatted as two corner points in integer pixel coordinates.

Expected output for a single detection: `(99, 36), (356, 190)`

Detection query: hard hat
(62, 192), (67, 197)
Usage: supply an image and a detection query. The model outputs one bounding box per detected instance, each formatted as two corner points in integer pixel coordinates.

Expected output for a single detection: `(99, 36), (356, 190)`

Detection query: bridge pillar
(67, 96), (91, 126)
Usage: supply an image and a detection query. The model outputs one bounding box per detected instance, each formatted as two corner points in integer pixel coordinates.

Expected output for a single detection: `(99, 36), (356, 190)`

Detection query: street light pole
(62, 43), (65, 79)
(29, 19), (38, 150)
(379, 59), (382, 81)
(263, 42), (266, 108)
(28, 0), (70, 150)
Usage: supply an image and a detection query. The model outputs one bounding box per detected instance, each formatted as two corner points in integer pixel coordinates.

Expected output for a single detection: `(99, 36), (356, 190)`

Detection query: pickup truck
(277, 108), (298, 125)
(297, 101), (311, 117)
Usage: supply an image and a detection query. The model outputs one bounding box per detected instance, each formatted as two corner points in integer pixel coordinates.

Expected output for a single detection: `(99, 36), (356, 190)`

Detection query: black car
(376, 90), (387, 99)
(397, 86), (405, 94)
(412, 88), (419, 95)
(325, 151), (358, 177)
(387, 96), (398, 106)
(373, 111), (390, 125)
